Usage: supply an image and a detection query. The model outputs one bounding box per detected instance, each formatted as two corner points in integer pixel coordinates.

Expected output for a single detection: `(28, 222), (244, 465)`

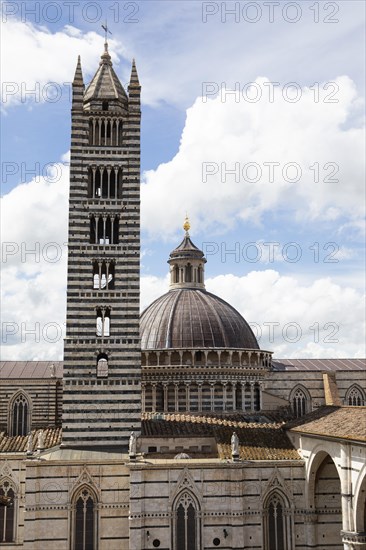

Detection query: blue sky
(1, 0), (365, 359)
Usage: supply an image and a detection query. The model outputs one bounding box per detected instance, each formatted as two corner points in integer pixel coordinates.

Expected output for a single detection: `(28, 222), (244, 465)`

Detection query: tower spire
(72, 55), (84, 108)
(72, 55), (84, 86)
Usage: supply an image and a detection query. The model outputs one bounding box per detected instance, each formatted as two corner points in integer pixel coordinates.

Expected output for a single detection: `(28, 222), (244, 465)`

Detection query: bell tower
(62, 42), (141, 448)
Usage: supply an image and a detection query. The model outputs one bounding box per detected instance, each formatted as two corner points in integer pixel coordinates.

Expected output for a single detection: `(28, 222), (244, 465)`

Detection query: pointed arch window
(173, 491), (200, 550)
(73, 487), (97, 550)
(346, 385), (365, 406)
(0, 480), (15, 542)
(291, 386), (309, 417)
(11, 392), (30, 436)
(264, 492), (291, 550)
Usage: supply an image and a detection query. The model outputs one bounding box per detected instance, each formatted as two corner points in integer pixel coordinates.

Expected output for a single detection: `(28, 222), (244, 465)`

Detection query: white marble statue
(231, 431), (239, 458)
(26, 432), (33, 455)
(37, 430), (45, 450)
(129, 431), (137, 457)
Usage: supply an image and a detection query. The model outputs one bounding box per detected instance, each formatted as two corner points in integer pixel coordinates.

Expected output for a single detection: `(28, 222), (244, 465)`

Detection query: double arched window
(72, 486), (97, 550)
(173, 491), (201, 550)
(93, 260), (115, 290)
(346, 385), (365, 406)
(0, 479), (15, 542)
(96, 308), (111, 337)
(10, 392), (30, 436)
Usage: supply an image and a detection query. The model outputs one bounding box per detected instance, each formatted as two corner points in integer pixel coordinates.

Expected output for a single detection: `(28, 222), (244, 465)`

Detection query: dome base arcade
(142, 347), (272, 414)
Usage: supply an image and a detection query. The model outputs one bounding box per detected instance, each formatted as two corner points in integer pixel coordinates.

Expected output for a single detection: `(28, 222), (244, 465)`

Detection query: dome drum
(142, 348), (272, 369)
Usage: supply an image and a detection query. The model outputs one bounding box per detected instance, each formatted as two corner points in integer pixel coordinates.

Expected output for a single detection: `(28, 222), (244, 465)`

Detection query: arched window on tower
(290, 386), (310, 418)
(264, 492), (291, 550)
(96, 308), (110, 337)
(73, 486), (97, 550)
(90, 215), (119, 245)
(173, 491), (200, 550)
(10, 392), (30, 436)
(96, 353), (109, 378)
(89, 166), (120, 199)
(102, 101), (109, 111)
(0, 479), (15, 542)
(197, 265), (202, 283)
(93, 261), (115, 290)
(346, 385), (365, 406)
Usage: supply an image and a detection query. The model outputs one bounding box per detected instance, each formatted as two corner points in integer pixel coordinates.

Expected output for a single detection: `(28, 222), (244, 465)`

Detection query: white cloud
(142, 76), (365, 238)
(1, 158), (69, 360)
(205, 270), (366, 358)
(0, 20), (127, 109)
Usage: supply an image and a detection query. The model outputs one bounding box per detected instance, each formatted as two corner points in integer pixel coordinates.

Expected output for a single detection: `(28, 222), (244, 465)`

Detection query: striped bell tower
(62, 42), (141, 448)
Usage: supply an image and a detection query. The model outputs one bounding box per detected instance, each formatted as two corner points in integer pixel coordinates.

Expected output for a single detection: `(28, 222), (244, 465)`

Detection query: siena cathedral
(0, 42), (365, 550)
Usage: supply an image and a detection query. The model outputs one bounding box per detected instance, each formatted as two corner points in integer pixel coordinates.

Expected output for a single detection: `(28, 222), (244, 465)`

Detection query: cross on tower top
(101, 21), (112, 44)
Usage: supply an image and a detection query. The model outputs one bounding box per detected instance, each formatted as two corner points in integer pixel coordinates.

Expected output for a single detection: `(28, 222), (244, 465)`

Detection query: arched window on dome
(185, 263), (192, 283)
(10, 391), (31, 436)
(72, 486), (97, 550)
(173, 265), (179, 284)
(0, 479), (16, 542)
(173, 491), (201, 550)
(290, 386), (310, 418)
(254, 383), (260, 411)
(197, 265), (202, 283)
(346, 385), (365, 406)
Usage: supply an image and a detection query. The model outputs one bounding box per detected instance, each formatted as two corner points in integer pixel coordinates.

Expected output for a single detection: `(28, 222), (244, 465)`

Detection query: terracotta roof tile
(142, 413), (300, 460)
(0, 427), (62, 453)
(287, 406), (366, 442)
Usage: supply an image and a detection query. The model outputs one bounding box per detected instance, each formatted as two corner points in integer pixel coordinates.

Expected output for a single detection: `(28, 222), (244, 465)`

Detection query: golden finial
(183, 214), (190, 234)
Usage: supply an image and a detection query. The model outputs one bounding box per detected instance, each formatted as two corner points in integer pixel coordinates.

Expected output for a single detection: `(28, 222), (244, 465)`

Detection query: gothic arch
(262, 489), (293, 550)
(0, 476), (17, 543)
(8, 390), (32, 436)
(172, 489), (201, 550)
(354, 466), (366, 532)
(70, 484), (99, 550)
(345, 384), (365, 406)
(306, 448), (342, 502)
(289, 385), (311, 417)
(306, 450), (342, 545)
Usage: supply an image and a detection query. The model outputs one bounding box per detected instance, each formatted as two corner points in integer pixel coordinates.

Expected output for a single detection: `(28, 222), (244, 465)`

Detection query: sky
(1, 0), (365, 361)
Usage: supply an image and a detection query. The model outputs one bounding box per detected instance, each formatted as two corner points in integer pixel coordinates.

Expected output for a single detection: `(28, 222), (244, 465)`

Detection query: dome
(140, 288), (259, 350)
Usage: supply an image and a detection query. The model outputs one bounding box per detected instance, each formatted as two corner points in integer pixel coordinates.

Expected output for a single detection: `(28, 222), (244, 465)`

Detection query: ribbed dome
(140, 289), (259, 350)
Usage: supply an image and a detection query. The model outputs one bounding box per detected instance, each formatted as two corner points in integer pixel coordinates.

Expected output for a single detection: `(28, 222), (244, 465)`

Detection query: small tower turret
(168, 217), (207, 290)
(72, 55), (85, 109)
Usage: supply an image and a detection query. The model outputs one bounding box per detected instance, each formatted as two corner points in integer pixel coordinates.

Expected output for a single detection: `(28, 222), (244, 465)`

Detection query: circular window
(153, 540), (161, 548)
(213, 538), (221, 547)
